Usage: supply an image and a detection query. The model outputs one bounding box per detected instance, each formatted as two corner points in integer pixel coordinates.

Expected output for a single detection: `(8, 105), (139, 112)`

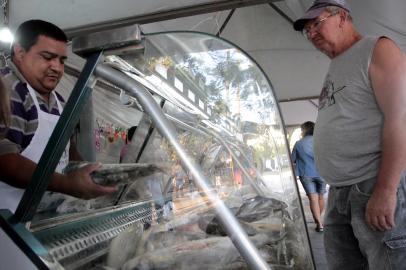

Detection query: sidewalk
(298, 183), (328, 270)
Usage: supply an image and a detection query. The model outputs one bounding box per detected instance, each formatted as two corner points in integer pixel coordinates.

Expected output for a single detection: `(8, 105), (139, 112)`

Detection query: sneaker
(315, 226), (324, 232)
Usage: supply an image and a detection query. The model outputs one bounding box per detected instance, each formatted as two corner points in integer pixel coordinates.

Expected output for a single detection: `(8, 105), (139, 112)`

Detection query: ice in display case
(0, 25), (315, 270)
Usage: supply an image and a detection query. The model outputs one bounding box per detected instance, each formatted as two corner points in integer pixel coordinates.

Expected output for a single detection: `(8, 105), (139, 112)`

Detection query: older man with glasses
(293, 0), (406, 269)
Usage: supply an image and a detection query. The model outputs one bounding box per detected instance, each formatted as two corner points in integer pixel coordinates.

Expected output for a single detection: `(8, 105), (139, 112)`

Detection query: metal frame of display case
(0, 25), (282, 270)
(92, 62), (270, 270)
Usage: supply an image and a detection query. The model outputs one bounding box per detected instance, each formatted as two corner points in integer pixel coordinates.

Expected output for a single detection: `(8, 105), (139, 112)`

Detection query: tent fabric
(5, 0), (406, 126)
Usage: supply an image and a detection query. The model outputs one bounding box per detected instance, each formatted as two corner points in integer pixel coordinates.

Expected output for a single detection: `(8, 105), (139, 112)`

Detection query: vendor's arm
(0, 152), (117, 199)
(367, 37), (406, 231)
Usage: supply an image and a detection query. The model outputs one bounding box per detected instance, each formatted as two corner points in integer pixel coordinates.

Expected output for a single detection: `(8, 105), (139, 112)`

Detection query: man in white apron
(0, 20), (117, 213)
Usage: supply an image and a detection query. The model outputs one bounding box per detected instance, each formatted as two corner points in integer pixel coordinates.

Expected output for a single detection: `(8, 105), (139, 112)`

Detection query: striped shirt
(0, 62), (65, 155)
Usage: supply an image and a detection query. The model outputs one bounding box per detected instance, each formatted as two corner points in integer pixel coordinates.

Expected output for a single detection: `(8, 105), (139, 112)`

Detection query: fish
(64, 162), (166, 186)
(121, 234), (270, 270)
(135, 224), (207, 256)
(106, 222), (144, 268)
(92, 163), (166, 186)
(106, 196), (301, 269)
(235, 196), (288, 222)
(158, 204), (212, 230)
(197, 195), (288, 237)
(105, 213), (208, 268)
(197, 213), (257, 236)
(55, 196), (91, 214)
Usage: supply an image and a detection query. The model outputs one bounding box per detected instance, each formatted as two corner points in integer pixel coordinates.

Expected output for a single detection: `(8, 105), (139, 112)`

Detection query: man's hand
(65, 163), (118, 199)
(365, 190), (397, 231)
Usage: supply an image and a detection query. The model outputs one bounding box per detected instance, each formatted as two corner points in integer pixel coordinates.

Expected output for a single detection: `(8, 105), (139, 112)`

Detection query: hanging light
(0, 0), (12, 43)
(0, 27), (12, 43)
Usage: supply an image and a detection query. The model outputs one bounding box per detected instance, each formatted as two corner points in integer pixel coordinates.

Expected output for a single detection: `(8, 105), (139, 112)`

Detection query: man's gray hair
(325, 6), (352, 21)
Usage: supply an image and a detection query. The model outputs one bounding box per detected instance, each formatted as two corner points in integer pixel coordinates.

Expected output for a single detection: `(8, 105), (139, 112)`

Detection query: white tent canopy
(5, 0), (406, 126)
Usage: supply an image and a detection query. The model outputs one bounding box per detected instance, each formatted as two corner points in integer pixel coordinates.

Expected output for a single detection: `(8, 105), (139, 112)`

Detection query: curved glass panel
(29, 31), (314, 270)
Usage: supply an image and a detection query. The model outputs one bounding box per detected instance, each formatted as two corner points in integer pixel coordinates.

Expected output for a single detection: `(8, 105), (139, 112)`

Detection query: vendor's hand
(365, 190), (397, 232)
(67, 163), (118, 199)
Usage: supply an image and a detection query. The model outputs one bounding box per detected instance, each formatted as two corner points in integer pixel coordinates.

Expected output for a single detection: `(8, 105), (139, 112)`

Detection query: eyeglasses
(302, 11), (339, 38)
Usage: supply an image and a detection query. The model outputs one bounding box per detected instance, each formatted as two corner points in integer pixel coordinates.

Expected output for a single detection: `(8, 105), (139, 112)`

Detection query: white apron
(0, 85), (70, 213)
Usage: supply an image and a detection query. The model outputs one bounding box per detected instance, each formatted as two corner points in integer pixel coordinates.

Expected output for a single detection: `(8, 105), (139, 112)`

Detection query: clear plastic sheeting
(29, 32), (314, 270)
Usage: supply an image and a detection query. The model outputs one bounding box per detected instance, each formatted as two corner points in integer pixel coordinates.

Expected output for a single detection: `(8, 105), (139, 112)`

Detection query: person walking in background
(120, 125), (137, 163)
(293, 0), (406, 269)
(292, 121), (326, 232)
(172, 160), (186, 198)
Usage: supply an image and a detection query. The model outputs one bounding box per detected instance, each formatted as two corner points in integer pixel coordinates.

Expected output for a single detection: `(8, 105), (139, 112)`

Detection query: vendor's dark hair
(11, 20), (67, 58)
(301, 121), (315, 136)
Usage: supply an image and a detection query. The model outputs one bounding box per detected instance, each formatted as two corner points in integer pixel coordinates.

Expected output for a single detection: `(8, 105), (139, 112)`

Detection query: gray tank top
(314, 36), (383, 186)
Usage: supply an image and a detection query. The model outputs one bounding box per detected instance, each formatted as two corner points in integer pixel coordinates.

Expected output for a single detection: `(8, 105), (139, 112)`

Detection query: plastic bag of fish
(64, 161), (167, 186)
(105, 195), (308, 270)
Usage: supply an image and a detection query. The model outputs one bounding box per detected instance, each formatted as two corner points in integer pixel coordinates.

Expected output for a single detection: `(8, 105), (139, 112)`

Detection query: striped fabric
(0, 63), (65, 155)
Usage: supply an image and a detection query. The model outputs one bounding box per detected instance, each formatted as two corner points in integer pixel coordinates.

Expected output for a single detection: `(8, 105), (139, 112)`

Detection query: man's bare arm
(0, 153), (117, 199)
(368, 37), (406, 231)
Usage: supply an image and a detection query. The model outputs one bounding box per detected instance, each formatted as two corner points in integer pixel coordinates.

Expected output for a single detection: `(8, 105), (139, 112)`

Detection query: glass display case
(0, 26), (314, 270)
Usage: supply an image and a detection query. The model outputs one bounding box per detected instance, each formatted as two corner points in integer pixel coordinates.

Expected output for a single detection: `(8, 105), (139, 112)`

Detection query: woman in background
(120, 126), (137, 163)
(292, 121), (326, 232)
